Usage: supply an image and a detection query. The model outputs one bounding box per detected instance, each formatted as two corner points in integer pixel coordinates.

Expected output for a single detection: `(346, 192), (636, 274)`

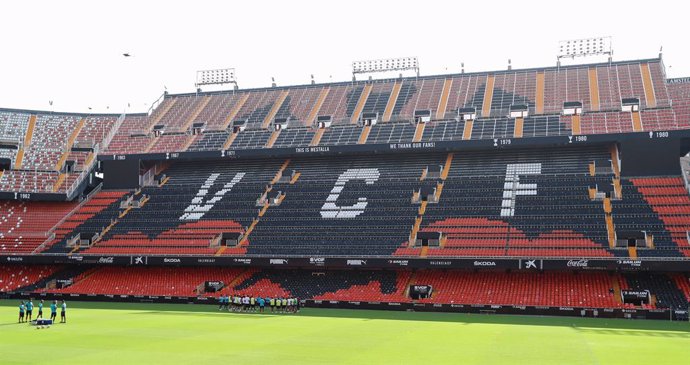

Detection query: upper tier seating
(192, 93), (244, 131)
(76, 116), (117, 148)
(156, 95), (207, 133)
(0, 111), (118, 193)
(0, 111), (30, 144)
(95, 59), (684, 156)
(272, 127), (315, 148)
(22, 115), (79, 171)
(0, 111), (30, 166)
(366, 123), (416, 144)
(147, 133), (193, 153)
(668, 80), (690, 129)
(104, 115), (152, 155)
(187, 131), (230, 152)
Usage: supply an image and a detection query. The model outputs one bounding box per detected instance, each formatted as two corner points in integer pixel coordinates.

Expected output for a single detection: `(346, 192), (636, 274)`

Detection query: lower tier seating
(33, 267), (689, 310)
(232, 269), (411, 302)
(0, 265), (62, 292)
(413, 271), (621, 308)
(48, 266), (244, 297)
(624, 273), (688, 309)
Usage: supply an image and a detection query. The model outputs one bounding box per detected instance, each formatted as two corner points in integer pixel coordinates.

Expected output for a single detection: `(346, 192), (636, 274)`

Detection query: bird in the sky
(123, 53), (131, 57)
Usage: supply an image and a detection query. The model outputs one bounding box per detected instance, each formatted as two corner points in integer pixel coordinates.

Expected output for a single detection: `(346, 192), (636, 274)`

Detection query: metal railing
(65, 145), (99, 200)
(100, 112), (127, 152)
(31, 183), (103, 254)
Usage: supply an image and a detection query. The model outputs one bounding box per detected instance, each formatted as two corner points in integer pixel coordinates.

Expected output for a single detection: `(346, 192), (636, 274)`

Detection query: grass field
(0, 300), (689, 364)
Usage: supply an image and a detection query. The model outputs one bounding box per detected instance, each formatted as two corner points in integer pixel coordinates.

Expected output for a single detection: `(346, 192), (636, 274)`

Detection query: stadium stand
(33, 266), (689, 311)
(0, 200), (77, 253)
(624, 273), (688, 309)
(11, 147), (689, 259)
(0, 265), (62, 292)
(86, 59), (680, 157)
(42, 190), (129, 253)
(103, 114), (153, 155)
(49, 266), (244, 297)
(246, 154), (444, 256)
(401, 146), (617, 257)
(413, 271), (622, 308)
(626, 177), (690, 257)
(231, 269), (409, 302)
(2, 57), (690, 320)
(50, 159), (283, 255)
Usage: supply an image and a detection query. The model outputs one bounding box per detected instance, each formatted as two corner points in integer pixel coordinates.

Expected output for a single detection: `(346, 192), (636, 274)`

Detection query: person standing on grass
(50, 300), (57, 322)
(242, 295), (249, 312)
(233, 295), (240, 312)
(37, 300), (44, 319)
(19, 301), (25, 323)
(60, 300), (67, 323)
(26, 299), (34, 321)
(258, 296), (265, 313)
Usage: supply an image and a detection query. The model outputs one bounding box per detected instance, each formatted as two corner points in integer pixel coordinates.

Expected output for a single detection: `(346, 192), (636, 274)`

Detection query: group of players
(18, 299), (67, 323)
(217, 295), (300, 313)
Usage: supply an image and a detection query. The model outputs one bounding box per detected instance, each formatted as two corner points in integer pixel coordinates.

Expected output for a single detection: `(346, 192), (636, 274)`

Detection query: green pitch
(0, 300), (689, 364)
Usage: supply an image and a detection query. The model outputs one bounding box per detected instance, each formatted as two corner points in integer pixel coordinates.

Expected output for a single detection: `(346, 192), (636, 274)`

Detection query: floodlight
(558, 37), (612, 60)
(195, 68), (237, 88)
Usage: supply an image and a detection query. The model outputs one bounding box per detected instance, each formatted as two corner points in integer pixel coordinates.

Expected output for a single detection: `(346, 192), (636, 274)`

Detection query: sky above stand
(0, 0), (687, 114)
